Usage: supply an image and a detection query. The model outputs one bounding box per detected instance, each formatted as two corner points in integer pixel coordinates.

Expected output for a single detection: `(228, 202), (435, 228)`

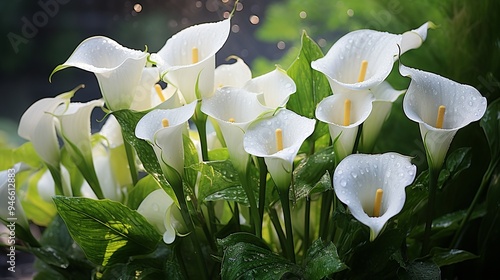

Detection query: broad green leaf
(480, 98), (500, 159)
(287, 31), (331, 142)
(409, 205), (486, 239)
(112, 110), (176, 202)
(53, 196), (161, 267)
(430, 247), (478, 267)
(303, 239), (348, 280)
(219, 234), (302, 279)
(205, 185), (250, 205)
(217, 232), (270, 251)
(197, 160), (241, 203)
(438, 147), (472, 188)
(33, 215), (94, 280)
(183, 134), (200, 195)
(208, 147), (230, 161)
(292, 146), (334, 201)
(397, 261), (440, 280)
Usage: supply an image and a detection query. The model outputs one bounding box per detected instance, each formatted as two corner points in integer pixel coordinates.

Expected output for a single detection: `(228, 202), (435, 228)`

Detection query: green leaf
(33, 215), (95, 280)
(53, 196), (161, 267)
(0, 141), (42, 170)
(480, 98), (500, 160)
(303, 239), (348, 280)
(292, 146), (334, 201)
(112, 110), (176, 202)
(438, 147), (472, 188)
(430, 247), (478, 267)
(217, 232), (270, 251)
(287, 31), (331, 142)
(397, 261), (441, 280)
(219, 234), (302, 279)
(183, 134), (199, 192)
(21, 168), (57, 226)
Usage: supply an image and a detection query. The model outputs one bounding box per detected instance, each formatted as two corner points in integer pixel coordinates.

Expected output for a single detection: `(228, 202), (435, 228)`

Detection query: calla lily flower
(18, 94), (69, 168)
(243, 109), (316, 190)
(400, 64), (487, 170)
(0, 163), (30, 231)
(333, 153), (416, 241)
(359, 81), (406, 152)
(130, 67), (161, 111)
(53, 98), (105, 198)
(54, 99), (105, 170)
(214, 56), (252, 89)
(50, 36), (148, 110)
(315, 91), (374, 162)
(137, 189), (176, 244)
(311, 22), (431, 93)
(135, 101), (197, 180)
(243, 66), (296, 109)
(201, 87), (268, 172)
(152, 18), (231, 103)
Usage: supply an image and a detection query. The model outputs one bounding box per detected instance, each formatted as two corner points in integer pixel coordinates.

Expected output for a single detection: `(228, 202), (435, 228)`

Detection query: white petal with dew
(137, 189), (175, 240)
(243, 67), (296, 109)
(333, 153), (416, 240)
(214, 56), (252, 89)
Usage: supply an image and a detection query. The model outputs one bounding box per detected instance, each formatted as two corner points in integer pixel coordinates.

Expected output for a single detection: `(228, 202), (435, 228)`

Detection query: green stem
(303, 196), (311, 258)
(278, 188), (296, 263)
(450, 160), (498, 248)
(258, 157), (267, 230)
(123, 134), (138, 186)
(193, 103), (209, 162)
(422, 166), (439, 256)
(172, 181), (209, 279)
(319, 190), (333, 240)
(269, 207), (288, 258)
(239, 169), (262, 238)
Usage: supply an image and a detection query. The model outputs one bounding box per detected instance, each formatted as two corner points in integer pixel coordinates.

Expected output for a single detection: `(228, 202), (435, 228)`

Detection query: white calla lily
(135, 101), (197, 179)
(243, 66), (296, 109)
(54, 99), (105, 198)
(137, 189), (176, 244)
(152, 18), (231, 103)
(400, 64), (487, 170)
(333, 153), (416, 241)
(214, 56), (252, 89)
(51, 36), (148, 110)
(315, 91), (374, 162)
(0, 163), (30, 231)
(359, 81), (406, 152)
(18, 95), (68, 168)
(311, 22), (431, 93)
(37, 164), (73, 200)
(130, 67), (161, 111)
(201, 87), (268, 172)
(243, 109), (316, 190)
(55, 99), (104, 168)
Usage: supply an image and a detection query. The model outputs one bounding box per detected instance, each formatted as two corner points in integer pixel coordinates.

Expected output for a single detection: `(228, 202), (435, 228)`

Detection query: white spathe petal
(214, 57), (252, 89)
(99, 115), (123, 149)
(316, 91), (374, 161)
(130, 67), (161, 111)
(401, 64), (487, 129)
(311, 22), (430, 93)
(400, 64), (487, 170)
(135, 101), (196, 142)
(243, 67), (296, 109)
(201, 87), (269, 172)
(93, 145), (122, 201)
(333, 153), (416, 240)
(135, 101), (196, 175)
(153, 18), (231, 102)
(137, 189), (174, 237)
(18, 98), (67, 167)
(56, 99), (105, 165)
(244, 109), (315, 189)
(53, 36), (148, 110)
(360, 82), (406, 152)
(163, 206), (177, 244)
